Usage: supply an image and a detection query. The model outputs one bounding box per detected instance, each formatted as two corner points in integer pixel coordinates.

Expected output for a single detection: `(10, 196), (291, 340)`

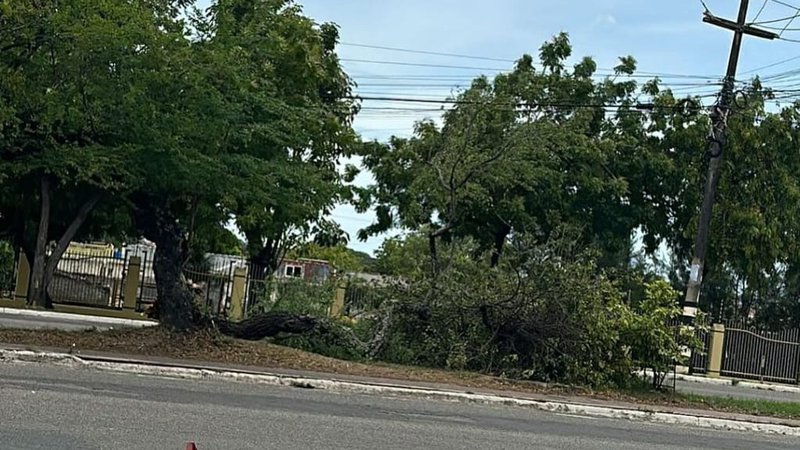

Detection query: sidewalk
(2, 342), (800, 435)
(0, 307), (157, 328)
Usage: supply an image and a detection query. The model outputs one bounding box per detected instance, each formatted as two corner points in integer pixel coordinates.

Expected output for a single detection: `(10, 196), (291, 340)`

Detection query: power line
(351, 94), (704, 111)
(778, 7), (800, 34)
(770, 0), (800, 11)
(341, 42), (720, 80)
(341, 58), (509, 72)
(739, 54), (800, 74)
(754, 0), (770, 22)
(340, 42), (513, 63)
(343, 59), (720, 81)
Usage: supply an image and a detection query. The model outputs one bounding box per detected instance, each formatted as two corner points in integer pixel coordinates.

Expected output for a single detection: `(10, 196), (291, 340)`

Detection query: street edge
(0, 307), (158, 327)
(2, 349), (799, 436)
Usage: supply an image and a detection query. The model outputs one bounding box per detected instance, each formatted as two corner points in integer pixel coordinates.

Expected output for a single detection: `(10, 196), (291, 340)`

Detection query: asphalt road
(0, 363), (797, 450)
(3, 312), (800, 407)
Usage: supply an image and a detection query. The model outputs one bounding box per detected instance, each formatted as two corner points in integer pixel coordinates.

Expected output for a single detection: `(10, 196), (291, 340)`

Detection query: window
(285, 265), (302, 278)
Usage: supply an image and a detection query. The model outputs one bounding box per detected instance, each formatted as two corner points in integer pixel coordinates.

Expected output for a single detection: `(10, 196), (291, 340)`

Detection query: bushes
(257, 233), (694, 390)
(622, 280), (705, 388)
(359, 234), (690, 388)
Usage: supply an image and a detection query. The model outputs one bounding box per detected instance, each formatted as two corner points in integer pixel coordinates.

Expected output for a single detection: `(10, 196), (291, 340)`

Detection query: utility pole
(683, 0), (778, 322)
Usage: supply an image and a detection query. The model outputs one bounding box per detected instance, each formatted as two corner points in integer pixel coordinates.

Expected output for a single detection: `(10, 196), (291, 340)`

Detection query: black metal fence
(183, 259), (237, 317)
(343, 280), (387, 317)
(667, 318), (710, 374)
(49, 251), (128, 308)
(721, 322), (800, 384)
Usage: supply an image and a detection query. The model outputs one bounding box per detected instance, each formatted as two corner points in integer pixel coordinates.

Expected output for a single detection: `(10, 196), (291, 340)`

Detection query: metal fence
(721, 323), (800, 384)
(343, 281), (387, 317)
(50, 251), (128, 308)
(689, 326), (711, 375)
(183, 259), (238, 317)
(667, 318), (710, 375)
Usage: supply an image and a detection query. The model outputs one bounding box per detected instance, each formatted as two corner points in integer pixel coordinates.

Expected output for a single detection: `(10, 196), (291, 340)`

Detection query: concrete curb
(0, 308), (158, 327)
(2, 349), (799, 437)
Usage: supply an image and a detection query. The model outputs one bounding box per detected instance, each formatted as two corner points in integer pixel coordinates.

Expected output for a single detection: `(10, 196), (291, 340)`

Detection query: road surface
(2, 311), (800, 406)
(0, 363), (796, 450)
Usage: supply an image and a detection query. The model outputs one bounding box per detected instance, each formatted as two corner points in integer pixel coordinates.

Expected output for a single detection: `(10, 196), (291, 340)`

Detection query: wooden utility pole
(683, 1), (778, 321)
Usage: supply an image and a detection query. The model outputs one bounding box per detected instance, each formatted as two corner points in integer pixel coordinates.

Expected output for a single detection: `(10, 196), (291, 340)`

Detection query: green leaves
(359, 34), (657, 268)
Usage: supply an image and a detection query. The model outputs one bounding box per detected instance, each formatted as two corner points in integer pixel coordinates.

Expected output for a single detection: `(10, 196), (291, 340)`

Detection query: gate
(721, 324), (800, 384)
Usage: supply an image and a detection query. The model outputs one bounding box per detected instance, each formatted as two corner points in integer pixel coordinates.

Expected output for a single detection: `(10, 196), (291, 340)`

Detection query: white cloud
(595, 14), (617, 26)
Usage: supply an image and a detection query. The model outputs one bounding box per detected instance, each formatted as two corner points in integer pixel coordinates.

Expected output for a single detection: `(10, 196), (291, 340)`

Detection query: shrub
(369, 233), (639, 387)
(622, 279), (704, 388)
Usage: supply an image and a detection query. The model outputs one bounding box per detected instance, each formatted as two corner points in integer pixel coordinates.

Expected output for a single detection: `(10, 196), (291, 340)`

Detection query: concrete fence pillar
(14, 251), (30, 302)
(230, 267), (247, 321)
(329, 283), (346, 318)
(122, 257), (141, 310)
(707, 323), (726, 378)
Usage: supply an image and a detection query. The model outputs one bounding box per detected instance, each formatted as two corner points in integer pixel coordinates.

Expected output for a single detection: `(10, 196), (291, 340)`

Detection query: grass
(0, 326), (799, 421)
(674, 393), (800, 419)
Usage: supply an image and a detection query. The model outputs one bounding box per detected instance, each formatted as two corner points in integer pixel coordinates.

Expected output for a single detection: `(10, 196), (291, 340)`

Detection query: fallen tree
(214, 312), (318, 341)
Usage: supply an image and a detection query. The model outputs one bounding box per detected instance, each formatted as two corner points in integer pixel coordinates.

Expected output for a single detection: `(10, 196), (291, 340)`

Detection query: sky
(210, 0), (800, 255)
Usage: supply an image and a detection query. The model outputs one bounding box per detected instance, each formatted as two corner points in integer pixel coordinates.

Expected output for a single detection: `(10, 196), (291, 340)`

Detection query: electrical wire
(341, 58), (720, 80)
(739, 54), (800, 75)
(339, 42), (513, 63)
(350, 95), (711, 112)
(341, 41), (719, 80)
(754, 0), (770, 23)
(770, 0), (800, 12)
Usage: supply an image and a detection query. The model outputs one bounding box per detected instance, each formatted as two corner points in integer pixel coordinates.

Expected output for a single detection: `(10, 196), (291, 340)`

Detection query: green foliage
(288, 243), (365, 273)
(358, 33), (654, 268)
(368, 232), (641, 387)
(621, 280), (702, 388)
(248, 278), (335, 318)
(372, 231), (431, 278)
(273, 317), (372, 362)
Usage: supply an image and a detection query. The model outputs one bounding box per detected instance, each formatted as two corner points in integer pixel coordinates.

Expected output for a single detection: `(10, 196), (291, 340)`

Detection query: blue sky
(207, 1), (800, 254)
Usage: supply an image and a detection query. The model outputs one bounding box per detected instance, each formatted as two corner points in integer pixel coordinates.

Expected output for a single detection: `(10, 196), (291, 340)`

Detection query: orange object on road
(185, 443), (198, 450)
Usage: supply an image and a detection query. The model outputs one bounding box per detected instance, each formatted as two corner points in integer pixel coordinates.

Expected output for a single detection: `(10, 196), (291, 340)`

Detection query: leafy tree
(288, 243), (365, 273)
(123, 0), (358, 329)
(220, 0), (359, 279)
(646, 81), (800, 324)
(357, 33), (666, 270)
(0, 0), (165, 307)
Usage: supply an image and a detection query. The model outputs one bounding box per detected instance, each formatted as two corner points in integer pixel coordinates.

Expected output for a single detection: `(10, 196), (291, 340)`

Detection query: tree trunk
(28, 176), (51, 308)
(490, 224), (511, 268)
(42, 192), (102, 308)
(216, 312), (317, 340)
(136, 203), (197, 330)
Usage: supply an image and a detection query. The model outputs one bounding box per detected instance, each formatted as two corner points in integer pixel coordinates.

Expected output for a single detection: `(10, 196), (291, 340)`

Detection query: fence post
(707, 323), (726, 378)
(13, 251), (30, 302)
(122, 257), (142, 310)
(230, 267), (247, 321)
(329, 282), (346, 318)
